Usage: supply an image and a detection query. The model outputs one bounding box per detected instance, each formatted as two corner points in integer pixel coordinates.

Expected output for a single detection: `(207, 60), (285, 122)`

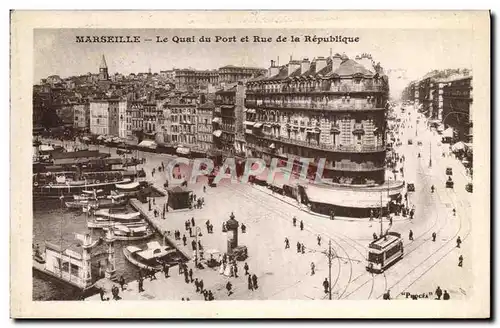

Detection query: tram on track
(366, 232), (404, 273)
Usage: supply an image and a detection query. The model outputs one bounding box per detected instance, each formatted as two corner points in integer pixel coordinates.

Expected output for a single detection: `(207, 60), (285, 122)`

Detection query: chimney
(315, 56), (327, 73)
(288, 59), (301, 76)
(268, 60), (280, 77)
(331, 53), (343, 72)
(356, 54), (374, 72)
(301, 58), (310, 74)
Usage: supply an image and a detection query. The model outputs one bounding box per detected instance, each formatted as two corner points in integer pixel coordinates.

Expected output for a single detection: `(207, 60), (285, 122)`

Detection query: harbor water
(33, 199), (163, 301)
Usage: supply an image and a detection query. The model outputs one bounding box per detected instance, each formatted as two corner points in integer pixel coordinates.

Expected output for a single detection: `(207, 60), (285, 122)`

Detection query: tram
(366, 232), (404, 273)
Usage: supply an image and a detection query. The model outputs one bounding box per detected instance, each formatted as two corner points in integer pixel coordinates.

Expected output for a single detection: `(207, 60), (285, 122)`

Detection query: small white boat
(123, 241), (181, 271)
(108, 224), (153, 241)
(115, 181), (141, 190)
(87, 215), (146, 229)
(94, 208), (140, 220)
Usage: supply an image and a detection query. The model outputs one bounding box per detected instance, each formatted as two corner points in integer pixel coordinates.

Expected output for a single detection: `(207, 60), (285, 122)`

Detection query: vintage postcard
(10, 10), (490, 318)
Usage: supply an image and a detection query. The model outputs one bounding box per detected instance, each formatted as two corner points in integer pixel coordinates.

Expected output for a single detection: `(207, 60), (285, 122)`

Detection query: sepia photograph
(10, 10), (490, 318)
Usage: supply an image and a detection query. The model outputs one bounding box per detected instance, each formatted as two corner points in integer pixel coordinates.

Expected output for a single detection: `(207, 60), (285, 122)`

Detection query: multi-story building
(214, 82), (246, 155)
(129, 101), (144, 132)
(175, 69), (219, 88)
(73, 102), (90, 130)
(245, 54), (400, 216)
(89, 100), (110, 135)
(143, 102), (160, 135)
(164, 95), (198, 155)
(218, 65), (267, 84)
(55, 104), (75, 126)
(442, 75), (473, 142)
(196, 101), (215, 152)
(107, 99), (127, 138)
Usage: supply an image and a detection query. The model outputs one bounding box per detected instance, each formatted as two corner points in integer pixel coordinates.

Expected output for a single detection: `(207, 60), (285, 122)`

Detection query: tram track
(224, 182), (357, 300)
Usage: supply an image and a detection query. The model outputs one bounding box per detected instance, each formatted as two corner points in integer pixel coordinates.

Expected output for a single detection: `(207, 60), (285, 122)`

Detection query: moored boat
(123, 241), (183, 271)
(87, 215), (146, 229)
(94, 207), (141, 220)
(107, 224), (153, 241)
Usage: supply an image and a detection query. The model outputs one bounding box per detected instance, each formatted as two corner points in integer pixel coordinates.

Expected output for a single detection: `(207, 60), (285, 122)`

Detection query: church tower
(99, 54), (109, 81)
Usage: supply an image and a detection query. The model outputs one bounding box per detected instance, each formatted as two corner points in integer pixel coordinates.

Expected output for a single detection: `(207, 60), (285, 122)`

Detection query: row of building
(401, 69), (473, 143)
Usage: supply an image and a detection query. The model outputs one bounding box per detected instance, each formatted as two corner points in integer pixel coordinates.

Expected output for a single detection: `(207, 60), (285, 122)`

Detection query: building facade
(196, 102), (215, 152)
(73, 102), (90, 130)
(175, 69), (219, 88)
(218, 65), (267, 84)
(89, 100), (109, 135)
(214, 82), (246, 155)
(165, 96), (198, 153)
(129, 101), (144, 132)
(442, 76), (473, 142)
(245, 54), (389, 185)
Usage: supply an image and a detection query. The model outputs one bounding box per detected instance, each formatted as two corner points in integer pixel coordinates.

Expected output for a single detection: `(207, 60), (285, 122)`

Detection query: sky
(34, 28), (474, 98)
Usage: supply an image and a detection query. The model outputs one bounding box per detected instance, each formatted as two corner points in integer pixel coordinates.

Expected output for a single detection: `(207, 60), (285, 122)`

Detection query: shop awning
(305, 184), (391, 208)
(138, 140), (157, 149)
(213, 130), (222, 137)
(254, 123), (263, 128)
(212, 117), (221, 124)
(244, 121), (255, 126)
(245, 109), (256, 114)
(176, 147), (191, 155)
(442, 127), (454, 138)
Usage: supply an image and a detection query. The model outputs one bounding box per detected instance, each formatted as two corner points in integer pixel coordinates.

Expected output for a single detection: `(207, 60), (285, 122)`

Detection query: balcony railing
(246, 84), (386, 94)
(244, 100), (383, 111)
(329, 162), (384, 172)
(256, 134), (385, 153)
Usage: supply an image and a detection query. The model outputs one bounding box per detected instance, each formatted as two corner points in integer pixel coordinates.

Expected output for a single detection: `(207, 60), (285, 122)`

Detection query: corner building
(245, 54), (402, 217)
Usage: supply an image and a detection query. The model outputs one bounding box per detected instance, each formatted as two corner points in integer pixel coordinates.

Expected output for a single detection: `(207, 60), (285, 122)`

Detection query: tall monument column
(226, 212), (239, 254)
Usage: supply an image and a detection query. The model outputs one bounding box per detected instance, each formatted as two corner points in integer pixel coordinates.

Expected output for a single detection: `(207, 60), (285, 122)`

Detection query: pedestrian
(226, 281), (233, 296)
(244, 262), (249, 275)
(234, 263), (239, 278)
(198, 240), (203, 250)
(301, 243), (305, 254)
(189, 227), (193, 237)
(293, 216), (297, 227)
(252, 274), (258, 289)
(184, 269), (189, 284)
(241, 223), (246, 233)
(409, 230), (414, 241)
(119, 275), (126, 291)
(153, 198), (156, 205)
(370, 209), (374, 221)
(443, 290), (450, 300)
(297, 241), (301, 253)
(458, 255), (463, 267)
(432, 232), (437, 242)
(203, 185), (206, 193)
(383, 290), (391, 300)
(203, 290), (209, 301)
(192, 240), (196, 251)
(456, 236), (462, 248)
(199, 279), (204, 293)
(323, 278), (329, 294)
(435, 286), (443, 300)
(191, 217), (195, 227)
(179, 262), (184, 274)
(248, 274), (254, 290)
(138, 278), (144, 293)
(373, 233), (378, 240)
(300, 220), (304, 231)
(164, 263), (170, 278)
(208, 290), (214, 301)
(317, 235), (321, 246)
(195, 278), (200, 292)
(285, 237), (290, 249)
(311, 262), (315, 275)
(99, 288), (106, 301)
